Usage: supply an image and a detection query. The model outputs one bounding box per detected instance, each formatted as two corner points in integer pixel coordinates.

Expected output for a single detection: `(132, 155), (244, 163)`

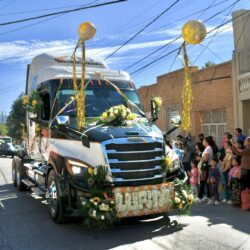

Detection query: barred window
(201, 109), (227, 146)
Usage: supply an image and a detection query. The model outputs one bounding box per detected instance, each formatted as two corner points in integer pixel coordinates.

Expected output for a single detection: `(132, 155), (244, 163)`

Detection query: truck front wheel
(12, 158), (17, 187)
(46, 170), (66, 224)
(16, 159), (26, 191)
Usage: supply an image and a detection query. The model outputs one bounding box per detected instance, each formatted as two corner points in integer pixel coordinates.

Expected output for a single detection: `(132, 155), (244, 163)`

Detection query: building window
(201, 109), (227, 146)
(166, 105), (180, 140)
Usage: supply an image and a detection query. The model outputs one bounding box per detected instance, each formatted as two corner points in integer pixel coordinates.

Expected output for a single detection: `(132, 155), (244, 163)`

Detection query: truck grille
(102, 138), (164, 187)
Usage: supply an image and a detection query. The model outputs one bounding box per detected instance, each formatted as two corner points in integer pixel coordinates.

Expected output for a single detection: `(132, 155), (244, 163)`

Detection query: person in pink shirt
(188, 160), (199, 198)
(228, 157), (242, 207)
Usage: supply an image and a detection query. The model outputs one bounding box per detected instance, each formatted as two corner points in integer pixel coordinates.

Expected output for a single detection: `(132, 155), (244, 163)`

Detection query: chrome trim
(108, 156), (163, 164)
(111, 165), (162, 173)
(102, 137), (163, 145)
(106, 148), (162, 154)
(113, 174), (163, 182)
(101, 137), (164, 185)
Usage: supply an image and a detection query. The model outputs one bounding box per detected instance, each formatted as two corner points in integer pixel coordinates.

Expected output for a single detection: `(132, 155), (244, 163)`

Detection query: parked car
(0, 142), (17, 158)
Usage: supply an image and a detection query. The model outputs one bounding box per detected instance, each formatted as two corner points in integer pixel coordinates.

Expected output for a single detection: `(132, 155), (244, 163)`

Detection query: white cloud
(0, 38), (182, 64)
(0, 22), (233, 65)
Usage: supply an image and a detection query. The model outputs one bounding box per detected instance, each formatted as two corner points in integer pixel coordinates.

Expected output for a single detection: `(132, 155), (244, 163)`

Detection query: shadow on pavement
(0, 183), (184, 250)
(188, 202), (250, 235)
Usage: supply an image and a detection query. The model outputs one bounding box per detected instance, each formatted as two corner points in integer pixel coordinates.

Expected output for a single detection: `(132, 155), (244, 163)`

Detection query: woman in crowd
(197, 137), (214, 202)
(231, 137), (250, 190)
(221, 141), (233, 204)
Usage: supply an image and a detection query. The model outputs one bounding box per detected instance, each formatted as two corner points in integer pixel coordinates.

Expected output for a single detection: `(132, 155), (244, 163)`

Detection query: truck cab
(12, 53), (186, 223)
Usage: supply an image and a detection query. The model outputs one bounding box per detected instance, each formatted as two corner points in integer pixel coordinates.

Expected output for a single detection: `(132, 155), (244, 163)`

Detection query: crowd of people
(168, 128), (250, 209)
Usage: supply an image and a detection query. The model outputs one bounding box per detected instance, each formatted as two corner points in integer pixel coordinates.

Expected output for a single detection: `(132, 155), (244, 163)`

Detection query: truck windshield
(55, 80), (144, 118)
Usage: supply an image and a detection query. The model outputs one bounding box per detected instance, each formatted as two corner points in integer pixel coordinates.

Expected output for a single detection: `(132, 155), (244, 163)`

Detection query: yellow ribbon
(180, 42), (192, 132)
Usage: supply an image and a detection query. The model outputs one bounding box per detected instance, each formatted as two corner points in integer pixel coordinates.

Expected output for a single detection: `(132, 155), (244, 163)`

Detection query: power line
(125, 0), (238, 71)
(104, 0), (181, 60)
(0, 0), (99, 36)
(0, 0), (127, 27)
(0, 1), (100, 16)
(130, 8), (248, 75)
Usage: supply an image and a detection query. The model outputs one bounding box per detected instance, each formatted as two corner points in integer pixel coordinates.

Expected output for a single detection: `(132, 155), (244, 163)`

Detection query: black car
(0, 143), (17, 158)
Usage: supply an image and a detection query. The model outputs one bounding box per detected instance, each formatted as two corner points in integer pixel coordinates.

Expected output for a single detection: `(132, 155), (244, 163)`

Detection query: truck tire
(46, 170), (66, 224)
(16, 159), (26, 191)
(12, 158), (17, 187)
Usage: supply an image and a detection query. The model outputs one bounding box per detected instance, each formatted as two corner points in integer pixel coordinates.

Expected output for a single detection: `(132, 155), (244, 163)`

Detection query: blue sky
(0, 0), (250, 114)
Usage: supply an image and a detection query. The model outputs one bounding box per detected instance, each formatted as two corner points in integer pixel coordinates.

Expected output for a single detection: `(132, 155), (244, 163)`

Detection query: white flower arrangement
(100, 105), (136, 126)
(114, 184), (173, 218)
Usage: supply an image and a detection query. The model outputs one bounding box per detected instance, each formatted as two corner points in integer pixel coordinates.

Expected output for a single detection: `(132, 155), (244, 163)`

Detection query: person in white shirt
(197, 137), (214, 202)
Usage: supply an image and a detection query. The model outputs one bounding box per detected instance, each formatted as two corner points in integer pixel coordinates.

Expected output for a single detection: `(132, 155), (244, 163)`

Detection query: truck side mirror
(50, 116), (70, 129)
(55, 116), (70, 125)
(170, 116), (181, 127)
(151, 99), (158, 122)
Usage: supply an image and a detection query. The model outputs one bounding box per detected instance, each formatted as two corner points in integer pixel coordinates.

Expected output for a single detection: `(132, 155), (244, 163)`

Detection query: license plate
(113, 183), (174, 218)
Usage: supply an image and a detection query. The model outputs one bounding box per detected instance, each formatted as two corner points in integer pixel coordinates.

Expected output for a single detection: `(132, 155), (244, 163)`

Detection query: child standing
(188, 160), (199, 198)
(221, 142), (233, 204)
(208, 159), (221, 205)
(228, 157), (242, 207)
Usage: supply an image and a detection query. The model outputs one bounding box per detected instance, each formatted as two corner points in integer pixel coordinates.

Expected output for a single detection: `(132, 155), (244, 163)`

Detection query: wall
(138, 61), (234, 139)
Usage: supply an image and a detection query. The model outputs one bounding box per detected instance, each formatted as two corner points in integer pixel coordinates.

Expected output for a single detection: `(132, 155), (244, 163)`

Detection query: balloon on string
(78, 22), (96, 40)
(182, 20), (206, 45)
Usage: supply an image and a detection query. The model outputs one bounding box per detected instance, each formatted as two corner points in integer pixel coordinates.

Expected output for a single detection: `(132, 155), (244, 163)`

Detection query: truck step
(34, 168), (46, 177)
(23, 163), (37, 170)
(31, 187), (45, 197)
(21, 179), (37, 188)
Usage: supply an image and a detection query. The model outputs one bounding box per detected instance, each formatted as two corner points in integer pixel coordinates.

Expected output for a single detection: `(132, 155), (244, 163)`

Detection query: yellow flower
(99, 203), (110, 212)
(175, 197), (181, 204)
(164, 157), (172, 167)
(110, 113), (115, 120)
(101, 112), (108, 120)
(178, 203), (183, 209)
(35, 125), (40, 133)
(22, 95), (29, 105)
(127, 114), (135, 120)
(154, 97), (162, 107)
(188, 194), (194, 205)
(32, 99), (38, 107)
(88, 168), (94, 175)
(92, 197), (101, 204)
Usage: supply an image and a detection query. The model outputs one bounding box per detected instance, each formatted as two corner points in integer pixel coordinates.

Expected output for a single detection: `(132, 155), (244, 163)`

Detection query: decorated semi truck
(12, 53), (188, 225)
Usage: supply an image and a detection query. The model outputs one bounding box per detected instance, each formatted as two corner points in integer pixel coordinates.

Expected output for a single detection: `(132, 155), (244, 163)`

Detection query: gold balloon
(78, 22), (96, 40)
(182, 20), (206, 45)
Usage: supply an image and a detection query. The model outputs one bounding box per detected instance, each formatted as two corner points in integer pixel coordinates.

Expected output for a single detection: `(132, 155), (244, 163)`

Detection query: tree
(6, 93), (26, 141)
(0, 124), (8, 135)
(203, 60), (215, 68)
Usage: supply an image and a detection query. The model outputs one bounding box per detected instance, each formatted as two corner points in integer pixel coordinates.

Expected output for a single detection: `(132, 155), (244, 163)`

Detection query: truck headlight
(66, 159), (89, 175)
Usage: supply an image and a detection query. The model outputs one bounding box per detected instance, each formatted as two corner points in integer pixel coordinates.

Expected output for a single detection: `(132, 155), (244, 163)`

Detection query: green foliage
(0, 124), (8, 135)
(172, 178), (194, 215)
(22, 90), (42, 114)
(6, 93), (26, 141)
(80, 165), (118, 228)
(203, 60), (215, 68)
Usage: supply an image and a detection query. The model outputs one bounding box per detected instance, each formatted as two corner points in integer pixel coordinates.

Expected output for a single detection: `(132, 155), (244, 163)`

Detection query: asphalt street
(0, 157), (250, 250)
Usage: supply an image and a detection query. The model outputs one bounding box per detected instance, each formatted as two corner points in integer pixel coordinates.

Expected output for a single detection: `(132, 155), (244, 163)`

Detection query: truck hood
(85, 122), (163, 143)
(54, 120), (164, 143)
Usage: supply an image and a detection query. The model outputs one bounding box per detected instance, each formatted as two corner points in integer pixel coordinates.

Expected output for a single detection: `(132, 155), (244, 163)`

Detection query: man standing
(234, 128), (246, 148)
(198, 133), (204, 143)
(177, 134), (192, 172)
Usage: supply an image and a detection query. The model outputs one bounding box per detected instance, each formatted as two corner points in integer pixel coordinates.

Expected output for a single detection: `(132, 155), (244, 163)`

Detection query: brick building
(138, 61), (234, 145)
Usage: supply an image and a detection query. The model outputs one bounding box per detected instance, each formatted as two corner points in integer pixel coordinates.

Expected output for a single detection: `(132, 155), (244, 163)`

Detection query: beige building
(232, 10), (250, 136)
